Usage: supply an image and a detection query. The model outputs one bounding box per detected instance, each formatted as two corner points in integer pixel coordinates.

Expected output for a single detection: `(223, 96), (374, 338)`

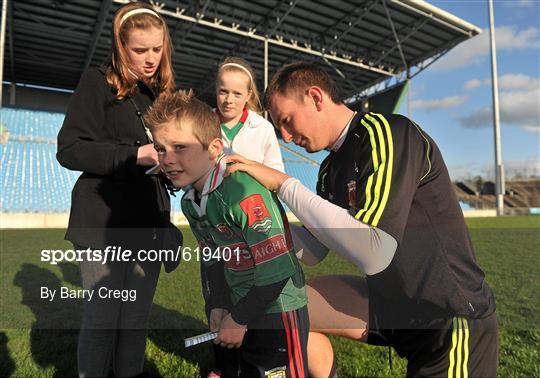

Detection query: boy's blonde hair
(145, 89), (221, 149)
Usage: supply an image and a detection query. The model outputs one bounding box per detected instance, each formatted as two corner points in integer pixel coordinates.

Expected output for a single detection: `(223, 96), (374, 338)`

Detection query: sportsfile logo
(40, 245), (241, 264)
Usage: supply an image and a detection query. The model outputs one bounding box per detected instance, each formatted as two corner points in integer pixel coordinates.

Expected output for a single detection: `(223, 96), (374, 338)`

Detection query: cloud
(450, 158), (540, 181)
(505, 0), (537, 8)
(458, 86), (540, 133)
(497, 158), (540, 180)
(459, 108), (492, 128)
(433, 26), (540, 71)
(464, 79), (483, 90)
(410, 83), (426, 98)
(498, 74), (540, 91)
(412, 95), (468, 111)
(482, 158), (540, 180)
(464, 74), (539, 91)
(505, 158), (540, 171)
(522, 126), (540, 133)
(447, 163), (483, 180)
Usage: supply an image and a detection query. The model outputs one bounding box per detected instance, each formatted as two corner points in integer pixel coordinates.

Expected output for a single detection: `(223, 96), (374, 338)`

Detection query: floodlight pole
(264, 39), (269, 90)
(407, 69), (411, 118)
(488, 0), (504, 216)
(0, 0), (8, 107)
(264, 37), (269, 120)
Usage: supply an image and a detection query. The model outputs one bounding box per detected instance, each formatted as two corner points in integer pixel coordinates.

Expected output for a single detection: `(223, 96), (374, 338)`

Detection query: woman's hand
(225, 154), (290, 192)
(136, 144), (159, 166)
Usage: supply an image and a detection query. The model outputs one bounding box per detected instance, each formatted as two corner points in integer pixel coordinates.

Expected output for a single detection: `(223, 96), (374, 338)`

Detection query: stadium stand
(2, 107), (539, 221)
(505, 180), (540, 208)
(456, 181), (476, 196)
(459, 201), (472, 211)
(0, 108), (327, 216)
(454, 182), (492, 210)
(1, 108), (78, 213)
(454, 179), (540, 212)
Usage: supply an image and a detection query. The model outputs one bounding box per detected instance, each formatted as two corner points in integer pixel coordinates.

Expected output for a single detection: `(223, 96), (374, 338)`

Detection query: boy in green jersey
(145, 90), (308, 378)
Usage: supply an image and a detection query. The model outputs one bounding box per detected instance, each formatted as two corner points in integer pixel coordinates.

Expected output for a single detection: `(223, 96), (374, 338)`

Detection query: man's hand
(209, 308), (229, 333)
(214, 313), (247, 349)
(225, 154), (290, 192)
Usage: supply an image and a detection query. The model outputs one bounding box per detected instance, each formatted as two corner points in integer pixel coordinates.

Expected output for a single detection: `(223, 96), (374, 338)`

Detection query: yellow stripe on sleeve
(462, 317), (470, 378)
(360, 114), (387, 225)
(456, 317), (463, 378)
(448, 317), (458, 378)
(355, 118), (379, 220)
(370, 114), (394, 226)
(354, 114), (394, 227)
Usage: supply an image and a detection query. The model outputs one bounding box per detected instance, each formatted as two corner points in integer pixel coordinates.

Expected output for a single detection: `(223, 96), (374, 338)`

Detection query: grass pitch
(1, 215), (538, 377)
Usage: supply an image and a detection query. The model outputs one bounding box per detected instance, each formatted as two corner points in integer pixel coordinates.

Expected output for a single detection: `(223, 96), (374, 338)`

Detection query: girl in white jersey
(209, 58), (285, 378)
(215, 57), (285, 172)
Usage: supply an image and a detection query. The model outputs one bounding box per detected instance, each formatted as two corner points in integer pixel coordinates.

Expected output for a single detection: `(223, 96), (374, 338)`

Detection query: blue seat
(1, 108), (326, 215)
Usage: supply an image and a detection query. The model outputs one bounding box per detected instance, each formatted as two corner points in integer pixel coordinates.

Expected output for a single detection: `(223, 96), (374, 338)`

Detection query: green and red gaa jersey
(181, 157), (307, 314)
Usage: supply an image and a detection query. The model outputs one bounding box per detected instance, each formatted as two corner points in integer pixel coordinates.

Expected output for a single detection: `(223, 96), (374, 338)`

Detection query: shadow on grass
(13, 263), (81, 376)
(147, 304), (214, 377)
(58, 262), (82, 287)
(0, 332), (16, 377)
(13, 263), (213, 377)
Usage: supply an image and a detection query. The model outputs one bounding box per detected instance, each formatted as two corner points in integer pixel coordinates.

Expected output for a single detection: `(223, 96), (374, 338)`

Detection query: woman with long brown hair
(57, 3), (177, 376)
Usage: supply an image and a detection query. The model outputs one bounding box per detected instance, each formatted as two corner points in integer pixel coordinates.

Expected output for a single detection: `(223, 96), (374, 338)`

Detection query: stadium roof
(3, 0), (481, 104)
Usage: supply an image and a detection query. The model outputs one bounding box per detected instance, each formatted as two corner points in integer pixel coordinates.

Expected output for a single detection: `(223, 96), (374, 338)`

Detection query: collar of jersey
(184, 155), (226, 216)
(215, 107), (257, 126)
(202, 154), (227, 195)
(327, 111), (358, 152)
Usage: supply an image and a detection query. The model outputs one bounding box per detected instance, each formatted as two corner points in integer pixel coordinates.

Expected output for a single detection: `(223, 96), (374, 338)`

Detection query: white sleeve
(278, 178), (397, 275)
(262, 123), (285, 173)
(290, 223), (329, 266)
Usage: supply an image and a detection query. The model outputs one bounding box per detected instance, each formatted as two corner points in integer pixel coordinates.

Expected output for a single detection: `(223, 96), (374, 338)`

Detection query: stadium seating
(1, 108), (79, 213)
(7, 107), (536, 215)
(0, 108), (326, 215)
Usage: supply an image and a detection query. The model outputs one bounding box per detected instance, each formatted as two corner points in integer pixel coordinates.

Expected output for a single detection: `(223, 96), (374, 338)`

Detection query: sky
(5, 1), (537, 182)
(394, 0), (540, 181)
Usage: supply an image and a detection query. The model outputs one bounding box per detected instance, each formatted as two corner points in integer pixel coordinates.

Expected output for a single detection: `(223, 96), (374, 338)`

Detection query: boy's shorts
(214, 306), (309, 378)
(241, 305), (309, 378)
(368, 311), (498, 377)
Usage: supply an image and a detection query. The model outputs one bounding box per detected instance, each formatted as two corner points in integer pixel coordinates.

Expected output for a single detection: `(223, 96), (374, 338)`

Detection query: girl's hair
(106, 2), (175, 100)
(217, 57), (262, 114)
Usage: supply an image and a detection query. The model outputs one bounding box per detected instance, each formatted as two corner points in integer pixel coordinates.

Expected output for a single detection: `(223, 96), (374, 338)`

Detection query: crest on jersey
(239, 194), (272, 233)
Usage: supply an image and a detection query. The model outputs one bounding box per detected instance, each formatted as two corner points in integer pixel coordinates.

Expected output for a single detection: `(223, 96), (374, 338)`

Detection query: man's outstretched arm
(226, 154), (397, 275)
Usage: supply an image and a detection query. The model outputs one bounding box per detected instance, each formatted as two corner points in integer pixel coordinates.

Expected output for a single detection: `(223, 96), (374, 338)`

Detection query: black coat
(57, 68), (171, 250)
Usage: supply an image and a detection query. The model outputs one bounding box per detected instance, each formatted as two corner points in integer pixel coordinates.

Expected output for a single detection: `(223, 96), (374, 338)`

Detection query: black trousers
(368, 312), (498, 378)
(211, 306), (309, 378)
(75, 245), (160, 378)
